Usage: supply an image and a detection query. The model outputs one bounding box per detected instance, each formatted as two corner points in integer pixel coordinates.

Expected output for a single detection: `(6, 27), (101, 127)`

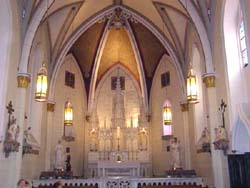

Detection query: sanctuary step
(33, 177), (204, 188)
(35, 186), (97, 188)
(138, 185), (208, 188)
(165, 169), (197, 178)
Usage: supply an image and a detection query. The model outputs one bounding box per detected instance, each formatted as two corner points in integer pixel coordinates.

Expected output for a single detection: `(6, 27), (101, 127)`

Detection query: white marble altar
(98, 161), (140, 177)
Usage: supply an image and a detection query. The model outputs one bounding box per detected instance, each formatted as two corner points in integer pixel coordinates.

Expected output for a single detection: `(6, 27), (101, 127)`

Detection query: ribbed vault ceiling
(28, 0), (212, 100)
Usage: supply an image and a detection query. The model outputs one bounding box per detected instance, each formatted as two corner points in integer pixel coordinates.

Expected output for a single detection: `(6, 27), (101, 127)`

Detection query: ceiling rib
(51, 4), (82, 64)
(125, 20), (148, 110)
(156, 5), (185, 72)
(88, 20), (112, 112)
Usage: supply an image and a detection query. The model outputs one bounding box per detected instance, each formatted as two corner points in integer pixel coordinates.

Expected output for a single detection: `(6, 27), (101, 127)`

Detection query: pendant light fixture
(186, 65), (198, 103)
(163, 104), (172, 125)
(35, 63), (48, 102)
(64, 100), (73, 126)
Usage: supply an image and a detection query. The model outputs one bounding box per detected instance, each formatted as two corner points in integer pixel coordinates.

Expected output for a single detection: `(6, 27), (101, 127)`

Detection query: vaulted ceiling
(27, 0), (213, 100)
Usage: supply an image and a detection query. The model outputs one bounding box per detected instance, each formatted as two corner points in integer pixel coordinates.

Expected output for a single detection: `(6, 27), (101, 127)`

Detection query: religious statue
(65, 155), (71, 172)
(89, 128), (98, 151)
(23, 127), (40, 155)
(132, 137), (138, 152)
(213, 126), (229, 151)
(54, 140), (65, 171)
(105, 138), (112, 152)
(3, 101), (20, 158)
(213, 99), (229, 153)
(197, 127), (211, 153)
(139, 128), (147, 151)
(99, 138), (105, 152)
(170, 137), (181, 170)
(126, 137), (132, 152)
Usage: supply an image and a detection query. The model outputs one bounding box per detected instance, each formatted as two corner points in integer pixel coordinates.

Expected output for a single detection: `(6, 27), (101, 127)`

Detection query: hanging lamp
(35, 63), (48, 102)
(186, 66), (198, 103)
(163, 104), (172, 125)
(64, 101), (73, 126)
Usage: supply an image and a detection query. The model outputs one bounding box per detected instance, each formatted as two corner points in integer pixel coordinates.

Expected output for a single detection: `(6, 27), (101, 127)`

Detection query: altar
(98, 161), (140, 177)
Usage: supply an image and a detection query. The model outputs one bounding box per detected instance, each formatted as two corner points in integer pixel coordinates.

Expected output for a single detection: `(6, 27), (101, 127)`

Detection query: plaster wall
(150, 55), (184, 176)
(51, 56), (86, 176)
(21, 25), (52, 180)
(0, 1), (24, 188)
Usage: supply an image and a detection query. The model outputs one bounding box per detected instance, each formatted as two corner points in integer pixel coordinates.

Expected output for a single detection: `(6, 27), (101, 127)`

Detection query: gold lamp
(35, 63), (48, 102)
(187, 66), (198, 103)
(163, 105), (172, 125)
(64, 101), (73, 126)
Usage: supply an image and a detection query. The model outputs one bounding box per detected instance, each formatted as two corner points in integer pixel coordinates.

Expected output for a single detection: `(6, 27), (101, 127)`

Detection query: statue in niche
(54, 140), (65, 171)
(3, 101), (20, 158)
(170, 137), (181, 170)
(105, 138), (111, 152)
(197, 127), (211, 153)
(126, 137), (132, 152)
(139, 129), (147, 151)
(99, 138), (105, 152)
(89, 128), (98, 152)
(23, 127), (40, 155)
(132, 137), (138, 152)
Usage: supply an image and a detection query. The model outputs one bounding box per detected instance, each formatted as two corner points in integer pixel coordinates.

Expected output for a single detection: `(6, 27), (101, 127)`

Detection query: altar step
(33, 177), (204, 188)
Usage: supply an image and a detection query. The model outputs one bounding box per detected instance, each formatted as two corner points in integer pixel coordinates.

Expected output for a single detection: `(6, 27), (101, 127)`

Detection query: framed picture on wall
(65, 71), (75, 88)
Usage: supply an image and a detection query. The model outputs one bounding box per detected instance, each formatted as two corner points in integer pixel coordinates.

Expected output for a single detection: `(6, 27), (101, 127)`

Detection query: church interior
(0, 0), (250, 188)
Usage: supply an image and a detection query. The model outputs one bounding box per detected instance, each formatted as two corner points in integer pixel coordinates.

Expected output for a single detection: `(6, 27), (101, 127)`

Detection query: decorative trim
(47, 102), (56, 112)
(180, 103), (189, 112)
(17, 73), (31, 88)
(203, 73), (215, 88)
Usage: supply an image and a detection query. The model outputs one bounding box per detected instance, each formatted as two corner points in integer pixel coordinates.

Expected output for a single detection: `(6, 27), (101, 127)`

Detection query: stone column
(180, 102), (191, 169)
(16, 73), (31, 183)
(203, 73), (229, 188)
(45, 101), (55, 170)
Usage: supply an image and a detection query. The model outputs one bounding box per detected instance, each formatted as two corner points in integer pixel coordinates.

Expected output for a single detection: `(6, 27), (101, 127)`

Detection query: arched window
(162, 100), (172, 136)
(239, 20), (248, 67)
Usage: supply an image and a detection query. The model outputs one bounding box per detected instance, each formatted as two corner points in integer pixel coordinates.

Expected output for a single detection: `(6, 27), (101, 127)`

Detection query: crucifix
(6, 101), (15, 129)
(219, 99), (227, 128)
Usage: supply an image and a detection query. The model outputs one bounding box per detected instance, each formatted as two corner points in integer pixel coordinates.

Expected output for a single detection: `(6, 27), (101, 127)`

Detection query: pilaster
(45, 101), (56, 170)
(15, 73), (31, 184)
(180, 102), (191, 169)
(203, 73), (229, 188)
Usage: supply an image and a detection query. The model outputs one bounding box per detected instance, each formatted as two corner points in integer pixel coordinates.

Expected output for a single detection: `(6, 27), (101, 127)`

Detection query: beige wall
(150, 55), (184, 176)
(52, 55), (86, 176)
